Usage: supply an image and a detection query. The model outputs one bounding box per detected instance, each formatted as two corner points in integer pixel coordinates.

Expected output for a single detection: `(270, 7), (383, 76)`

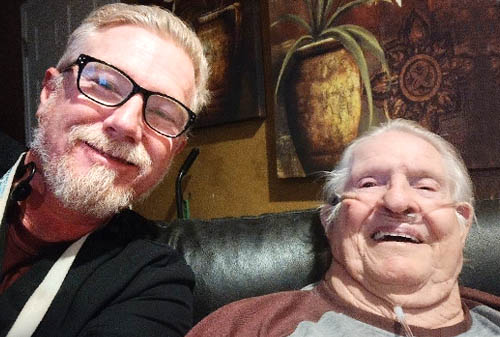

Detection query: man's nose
(381, 179), (418, 214)
(102, 94), (144, 143)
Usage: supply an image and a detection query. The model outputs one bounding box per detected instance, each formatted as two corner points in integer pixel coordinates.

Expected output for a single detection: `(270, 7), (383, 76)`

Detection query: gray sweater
(186, 280), (500, 337)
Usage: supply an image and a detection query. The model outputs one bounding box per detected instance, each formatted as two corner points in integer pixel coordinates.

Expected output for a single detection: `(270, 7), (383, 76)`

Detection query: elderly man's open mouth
(371, 231), (423, 244)
(370, 211), (425, 244)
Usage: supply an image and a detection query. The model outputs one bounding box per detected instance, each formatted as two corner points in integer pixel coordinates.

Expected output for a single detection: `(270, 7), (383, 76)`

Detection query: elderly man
(0, 4), (208, 337)
(186, 119), (500, 336)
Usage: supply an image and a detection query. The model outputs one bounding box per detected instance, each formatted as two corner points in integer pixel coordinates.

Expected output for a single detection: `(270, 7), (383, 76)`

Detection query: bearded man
(0, 3), (209, 337)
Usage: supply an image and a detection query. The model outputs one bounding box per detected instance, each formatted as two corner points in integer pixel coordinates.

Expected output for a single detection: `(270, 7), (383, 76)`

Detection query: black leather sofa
(158, 202), (500, 324)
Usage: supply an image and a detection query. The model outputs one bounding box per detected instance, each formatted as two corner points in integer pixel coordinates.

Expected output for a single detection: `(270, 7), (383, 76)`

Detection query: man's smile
(371, 230), (422, 244)
(79, 141), (140, 176)
(369, 220), (426, 244)
(82, 141), (136, 167)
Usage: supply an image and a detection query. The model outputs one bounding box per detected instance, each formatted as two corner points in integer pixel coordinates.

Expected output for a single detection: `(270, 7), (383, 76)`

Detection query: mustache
(67, 124), (152, 174)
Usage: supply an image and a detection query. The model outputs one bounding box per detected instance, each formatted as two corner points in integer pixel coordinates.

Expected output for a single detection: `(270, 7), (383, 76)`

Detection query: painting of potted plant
(272, 0), (397, 176)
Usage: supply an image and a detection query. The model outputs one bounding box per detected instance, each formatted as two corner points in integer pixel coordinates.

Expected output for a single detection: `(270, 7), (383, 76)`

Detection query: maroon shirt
(0, 205), (53, 294)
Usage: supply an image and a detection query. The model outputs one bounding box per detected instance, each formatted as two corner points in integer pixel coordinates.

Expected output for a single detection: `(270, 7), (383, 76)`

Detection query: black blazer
(0, 210), (195, 337)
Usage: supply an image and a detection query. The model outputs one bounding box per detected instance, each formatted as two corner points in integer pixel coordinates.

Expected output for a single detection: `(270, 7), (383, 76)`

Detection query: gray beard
(30, 126), (138, 219)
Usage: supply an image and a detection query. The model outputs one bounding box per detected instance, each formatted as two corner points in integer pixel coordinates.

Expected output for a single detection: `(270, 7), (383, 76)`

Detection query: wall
(134, 0), (324, 221)
(0, 1), (25, 143)
(134, 117), (323, 221)
(134, 0), (500, 221)
(9, 0), (499, 221)
(2, 0), (321, 222)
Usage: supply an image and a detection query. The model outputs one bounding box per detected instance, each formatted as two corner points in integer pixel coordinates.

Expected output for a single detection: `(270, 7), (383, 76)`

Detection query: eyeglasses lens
(145, 95), (188, 137)
(79, 61), (190, 137)
(80, 62), (133, 105)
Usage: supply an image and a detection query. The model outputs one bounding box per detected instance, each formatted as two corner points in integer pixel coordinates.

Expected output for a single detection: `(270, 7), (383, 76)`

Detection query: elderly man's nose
(382, 182), (416, 214)
(103, 95), (144, 143)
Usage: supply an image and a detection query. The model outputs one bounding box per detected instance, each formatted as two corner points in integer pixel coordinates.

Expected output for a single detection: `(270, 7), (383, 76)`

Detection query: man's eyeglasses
(68, 54), (196, 138)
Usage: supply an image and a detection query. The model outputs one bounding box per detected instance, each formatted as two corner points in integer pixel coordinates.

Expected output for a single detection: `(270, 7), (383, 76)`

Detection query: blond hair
(56, 3), (209, 112)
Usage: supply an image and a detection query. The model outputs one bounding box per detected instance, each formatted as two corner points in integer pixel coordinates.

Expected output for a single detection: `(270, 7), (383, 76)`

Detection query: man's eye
(148, 108), (174, 122)
(418, 185), (436, 191)
(414, 178), (440, 192)
(360, 181), (377, 188)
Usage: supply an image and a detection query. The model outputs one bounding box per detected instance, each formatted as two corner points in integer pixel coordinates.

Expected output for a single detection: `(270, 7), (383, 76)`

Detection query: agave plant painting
(273, 0), (396, 125)
(271, 0), (398, 177)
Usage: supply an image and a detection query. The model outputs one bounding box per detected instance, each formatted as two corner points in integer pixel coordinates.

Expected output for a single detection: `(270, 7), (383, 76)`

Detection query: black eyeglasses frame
(68, 53), (196, 138)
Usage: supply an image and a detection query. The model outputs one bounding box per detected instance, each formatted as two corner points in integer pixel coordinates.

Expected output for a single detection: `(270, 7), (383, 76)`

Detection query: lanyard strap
(6, 234), (89, 337)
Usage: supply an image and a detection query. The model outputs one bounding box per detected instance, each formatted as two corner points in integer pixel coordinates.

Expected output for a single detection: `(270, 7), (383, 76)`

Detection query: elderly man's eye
(414, 178), (440, 192)
(359, 180), (377, 188)
(418, 185), (436, 191)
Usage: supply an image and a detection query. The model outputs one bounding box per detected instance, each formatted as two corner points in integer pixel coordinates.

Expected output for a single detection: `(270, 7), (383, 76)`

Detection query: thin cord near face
(394, 305), (415, 337)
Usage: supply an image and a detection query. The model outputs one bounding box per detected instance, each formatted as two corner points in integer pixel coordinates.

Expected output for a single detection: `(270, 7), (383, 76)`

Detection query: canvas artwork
(270, 0), (500, 178)
(173, 0), (266, 127)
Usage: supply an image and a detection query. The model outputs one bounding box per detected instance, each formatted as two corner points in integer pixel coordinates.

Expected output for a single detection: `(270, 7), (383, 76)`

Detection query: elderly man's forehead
(348, 130), (449, 180)
(352, 130), (442, 157)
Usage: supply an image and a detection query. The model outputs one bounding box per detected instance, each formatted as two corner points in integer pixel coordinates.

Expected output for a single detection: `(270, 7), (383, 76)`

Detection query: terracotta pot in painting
(284, 39), (362, 174)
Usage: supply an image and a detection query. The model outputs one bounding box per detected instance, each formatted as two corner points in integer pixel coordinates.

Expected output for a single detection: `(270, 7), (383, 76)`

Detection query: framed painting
(269, 0), (392, 178)
(269, 0), (500, 179)
(173, 0), (266, 128)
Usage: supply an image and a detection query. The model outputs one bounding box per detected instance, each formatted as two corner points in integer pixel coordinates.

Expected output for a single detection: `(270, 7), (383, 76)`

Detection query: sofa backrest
(157, 200), (500, 324)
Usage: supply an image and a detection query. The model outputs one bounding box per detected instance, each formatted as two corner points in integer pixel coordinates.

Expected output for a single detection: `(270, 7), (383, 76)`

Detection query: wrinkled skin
(325, 131), (473, 328)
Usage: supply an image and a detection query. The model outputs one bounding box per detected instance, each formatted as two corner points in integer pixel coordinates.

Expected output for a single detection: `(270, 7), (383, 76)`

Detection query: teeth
(372, 231), (420, 243)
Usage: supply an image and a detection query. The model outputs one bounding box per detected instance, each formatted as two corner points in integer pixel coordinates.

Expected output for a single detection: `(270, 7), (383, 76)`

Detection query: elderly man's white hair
(321, 118), (474, 229)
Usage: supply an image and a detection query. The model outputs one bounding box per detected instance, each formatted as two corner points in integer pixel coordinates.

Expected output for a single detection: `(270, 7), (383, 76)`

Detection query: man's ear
(456, 202), (474, 243)
(39, 68), (61, 107)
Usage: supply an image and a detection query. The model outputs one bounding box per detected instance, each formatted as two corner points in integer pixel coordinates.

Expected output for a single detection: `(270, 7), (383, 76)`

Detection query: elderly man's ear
(456, 203), (474, 244)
